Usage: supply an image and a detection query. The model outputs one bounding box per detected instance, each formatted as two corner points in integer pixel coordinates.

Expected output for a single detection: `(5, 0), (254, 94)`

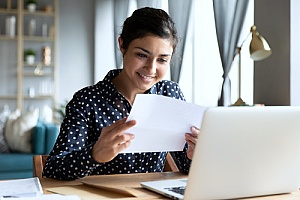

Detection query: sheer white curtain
(213, 0), (250, 106)
(113, 0), (130, 69)
(94, 0), (115, 82)
(179, 0), (222, 106)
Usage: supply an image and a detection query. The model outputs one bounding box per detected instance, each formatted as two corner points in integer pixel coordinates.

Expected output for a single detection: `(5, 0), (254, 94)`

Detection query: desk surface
(41, 172), (300, 200)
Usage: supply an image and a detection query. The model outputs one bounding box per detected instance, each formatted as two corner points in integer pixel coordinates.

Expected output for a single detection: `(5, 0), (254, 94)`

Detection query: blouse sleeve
(43, 92), (102, 180)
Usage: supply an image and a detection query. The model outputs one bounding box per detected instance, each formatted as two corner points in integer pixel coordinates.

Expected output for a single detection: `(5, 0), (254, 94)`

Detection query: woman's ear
(118, 37), (125, 56)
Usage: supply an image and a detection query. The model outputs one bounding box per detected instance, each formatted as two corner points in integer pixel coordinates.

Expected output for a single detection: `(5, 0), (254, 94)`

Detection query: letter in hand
(92, 118), (136, 163)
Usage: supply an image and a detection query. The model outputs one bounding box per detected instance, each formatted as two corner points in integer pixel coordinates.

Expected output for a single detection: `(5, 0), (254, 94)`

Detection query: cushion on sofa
(5, 109), (39, 153)
(0, 105), (11, 153)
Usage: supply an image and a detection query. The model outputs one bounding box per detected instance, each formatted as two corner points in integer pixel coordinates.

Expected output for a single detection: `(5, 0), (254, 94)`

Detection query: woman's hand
(185, 126), (200, 160)
(92, 118), (136, 163)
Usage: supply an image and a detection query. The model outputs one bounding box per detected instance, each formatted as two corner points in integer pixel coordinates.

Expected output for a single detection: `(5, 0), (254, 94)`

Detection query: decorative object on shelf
(44, 5), (53, 12)
(26, 0), (37, 13)
(5, 16), (16, 37)
(34, 63), (44, 75)
(28, 19), (36, 36)
(42, 46), (51, 65)
(24, 49), (36, 65)
(49, 25), (55, 38)
(42, 23), (48, 37)
(7, 0), (12, 10)
(39, 81), (53, 96)
(231, 25), (272, 106)
(28, 87), (35, 98)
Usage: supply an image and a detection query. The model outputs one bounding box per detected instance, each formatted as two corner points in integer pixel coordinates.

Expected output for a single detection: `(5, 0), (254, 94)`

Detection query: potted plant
(26, 0), (37, 12)
(54, 100), (68, 125)
(24, 49), (36, 65)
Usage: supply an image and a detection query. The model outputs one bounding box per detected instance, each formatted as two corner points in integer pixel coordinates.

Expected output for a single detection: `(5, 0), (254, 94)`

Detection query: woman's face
(119, 35), (173, 92)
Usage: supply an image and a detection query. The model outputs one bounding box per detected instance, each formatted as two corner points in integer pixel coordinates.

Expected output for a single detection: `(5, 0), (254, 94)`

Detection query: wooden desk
(41, 172), (300, 200)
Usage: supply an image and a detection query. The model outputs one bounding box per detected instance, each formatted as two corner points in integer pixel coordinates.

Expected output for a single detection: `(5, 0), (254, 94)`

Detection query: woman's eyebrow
(135, 47), (172, 57)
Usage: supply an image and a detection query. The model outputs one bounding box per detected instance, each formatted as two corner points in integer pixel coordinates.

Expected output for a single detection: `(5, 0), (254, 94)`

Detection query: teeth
(139, 73), (153, 79)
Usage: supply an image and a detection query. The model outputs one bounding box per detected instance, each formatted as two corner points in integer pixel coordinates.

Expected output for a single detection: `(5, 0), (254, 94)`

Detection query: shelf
(0, 0), (57, 112)
(0, 9), (18, 14)
(23, 72), (53, 77)
(0, 95), (17, 99)
(0, 35), (17, 40)
(23, 36), (54, 42)
(23, 10), (54, 16)
(23, 62), (55, 67)
(24, 95), (54, 100)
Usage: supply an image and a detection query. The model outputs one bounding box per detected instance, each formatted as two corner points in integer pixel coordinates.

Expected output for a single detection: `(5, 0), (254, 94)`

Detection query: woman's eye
(137, 53), (147, 58)
(158, 58), (168, 63)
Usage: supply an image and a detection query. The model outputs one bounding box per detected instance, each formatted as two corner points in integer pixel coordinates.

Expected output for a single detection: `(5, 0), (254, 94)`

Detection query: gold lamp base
(231, 97), (249, 106)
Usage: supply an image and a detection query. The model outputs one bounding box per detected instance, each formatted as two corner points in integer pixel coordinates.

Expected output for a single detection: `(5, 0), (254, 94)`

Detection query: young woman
(43, 7), (199, 180)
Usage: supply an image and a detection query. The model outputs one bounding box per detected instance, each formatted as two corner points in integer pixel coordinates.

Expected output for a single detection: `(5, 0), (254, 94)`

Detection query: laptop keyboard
(165, 186), (186, 195)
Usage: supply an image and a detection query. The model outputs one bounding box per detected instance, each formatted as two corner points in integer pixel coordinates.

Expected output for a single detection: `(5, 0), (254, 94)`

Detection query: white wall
(57, 0), (94, 104)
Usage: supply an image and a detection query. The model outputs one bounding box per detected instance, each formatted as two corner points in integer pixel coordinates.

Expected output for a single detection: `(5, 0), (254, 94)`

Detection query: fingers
(92, 118), (137, 163)
(190, 126), (200, 136)
(102, 118), (136, 142)
(105, 118), (136, 136)
(114, 133), (135, 146)
(186, 126), (199, 140)
(115, 134), (134, 152)
(186, 134), (197, 146)
(185, 126), (199, 150)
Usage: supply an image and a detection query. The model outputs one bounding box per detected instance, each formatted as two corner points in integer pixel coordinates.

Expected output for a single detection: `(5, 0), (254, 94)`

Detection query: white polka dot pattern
(43, 69), (191, 180)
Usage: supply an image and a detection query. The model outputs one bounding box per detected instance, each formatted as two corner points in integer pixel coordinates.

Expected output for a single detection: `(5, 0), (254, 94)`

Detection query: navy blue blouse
(43, 69), (191, 180)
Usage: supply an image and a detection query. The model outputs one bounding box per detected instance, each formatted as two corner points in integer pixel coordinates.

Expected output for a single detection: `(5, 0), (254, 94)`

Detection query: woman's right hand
(92, 118), (136, 163)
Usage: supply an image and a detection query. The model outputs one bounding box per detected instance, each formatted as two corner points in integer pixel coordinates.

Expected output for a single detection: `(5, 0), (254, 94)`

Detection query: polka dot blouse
(43, 69), (192, 180)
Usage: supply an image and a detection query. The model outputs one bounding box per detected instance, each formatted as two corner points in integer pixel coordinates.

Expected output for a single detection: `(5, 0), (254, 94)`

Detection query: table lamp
(231, 25), (272, 106)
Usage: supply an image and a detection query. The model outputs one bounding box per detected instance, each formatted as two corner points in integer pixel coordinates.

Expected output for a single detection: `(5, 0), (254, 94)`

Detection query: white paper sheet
(121, 94), (207, 153)
(0, 177), (42, 198)
(0, 194), (81, 200)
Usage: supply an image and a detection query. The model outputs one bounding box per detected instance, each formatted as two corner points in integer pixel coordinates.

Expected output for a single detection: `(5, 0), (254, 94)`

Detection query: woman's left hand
(185, 126), (200, 160)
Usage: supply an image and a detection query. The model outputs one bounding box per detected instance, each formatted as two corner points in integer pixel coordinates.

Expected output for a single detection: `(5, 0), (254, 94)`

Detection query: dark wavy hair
(120, 7), (178, 55)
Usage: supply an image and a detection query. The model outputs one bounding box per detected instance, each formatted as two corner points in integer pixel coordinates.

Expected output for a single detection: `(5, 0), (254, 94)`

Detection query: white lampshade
(249, 25), (272, 61)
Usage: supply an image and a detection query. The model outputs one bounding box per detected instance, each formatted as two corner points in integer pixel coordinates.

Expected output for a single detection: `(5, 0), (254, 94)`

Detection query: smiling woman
(44, 7), (200, 180)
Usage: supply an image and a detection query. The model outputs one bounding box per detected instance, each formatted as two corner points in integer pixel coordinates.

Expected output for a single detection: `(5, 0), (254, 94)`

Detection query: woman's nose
(145, 59), (157, 74)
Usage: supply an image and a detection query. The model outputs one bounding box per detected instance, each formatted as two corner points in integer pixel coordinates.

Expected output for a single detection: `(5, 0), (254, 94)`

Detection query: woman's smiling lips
(137, 72), (155, 82)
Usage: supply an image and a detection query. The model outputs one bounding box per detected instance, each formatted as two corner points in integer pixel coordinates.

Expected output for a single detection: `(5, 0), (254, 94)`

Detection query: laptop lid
(185, 106), (300, 200)
(141, 106), (300, 200)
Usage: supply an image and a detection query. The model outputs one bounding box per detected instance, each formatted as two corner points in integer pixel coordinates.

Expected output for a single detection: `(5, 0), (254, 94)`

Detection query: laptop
(141, 106), (300, 200)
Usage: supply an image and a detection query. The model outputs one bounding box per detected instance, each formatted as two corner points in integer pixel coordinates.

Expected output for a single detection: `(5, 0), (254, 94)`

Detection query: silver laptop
(141, 106), (300, 200)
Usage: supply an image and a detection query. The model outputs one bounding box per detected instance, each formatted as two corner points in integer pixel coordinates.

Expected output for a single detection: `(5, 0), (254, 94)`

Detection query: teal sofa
(0, 121), (59, 180)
